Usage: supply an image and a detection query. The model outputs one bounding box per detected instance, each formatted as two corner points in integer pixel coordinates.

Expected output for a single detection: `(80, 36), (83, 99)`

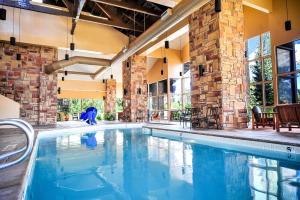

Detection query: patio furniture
(275, 104), (300, 132)
(136, 110), (144, 122)
(207, 106), (221, 129)
(191, 108), (201, 129)
(251, 106), (275, 130)
(72, 113), (79, 121)
(181, 109), (191, 128)
(151, 111), (160, 121)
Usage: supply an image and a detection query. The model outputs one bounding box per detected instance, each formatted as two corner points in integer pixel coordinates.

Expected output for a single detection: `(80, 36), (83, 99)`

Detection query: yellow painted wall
(244, 6), (269, 39)
(181, 43), (190, 63)
(147, 59), (168, 84)
(0, 6), (129, 54)
(147, 48), (183, 83)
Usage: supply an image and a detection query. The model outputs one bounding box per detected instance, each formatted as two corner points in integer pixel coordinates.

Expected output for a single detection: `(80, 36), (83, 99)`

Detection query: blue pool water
(26, 128), (300, 200)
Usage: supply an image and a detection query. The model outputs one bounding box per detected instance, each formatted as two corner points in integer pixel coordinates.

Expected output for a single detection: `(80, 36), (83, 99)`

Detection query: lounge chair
(251, 106), (275, 130)
(275, 104), (300, 132)
(80, 107), (97, 125)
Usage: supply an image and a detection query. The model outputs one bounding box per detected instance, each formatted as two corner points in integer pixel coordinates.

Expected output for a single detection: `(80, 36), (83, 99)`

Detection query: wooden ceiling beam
(94, 2), (112, 20)
(91, 0), (160, 17)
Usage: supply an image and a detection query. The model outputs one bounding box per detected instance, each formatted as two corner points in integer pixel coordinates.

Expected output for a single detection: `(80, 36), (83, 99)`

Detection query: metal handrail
(0, 119), (34, 170)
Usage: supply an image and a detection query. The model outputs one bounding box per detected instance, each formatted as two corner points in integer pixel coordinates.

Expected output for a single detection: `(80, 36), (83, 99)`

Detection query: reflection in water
(27, 129), (300, 200)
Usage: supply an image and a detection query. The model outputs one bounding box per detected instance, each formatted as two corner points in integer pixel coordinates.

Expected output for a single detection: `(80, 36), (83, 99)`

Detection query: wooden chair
(275, 104), (300, 132)
(251, 106), (275, 130)
(191, 108), (201, 129)
(136, 110), (144, 122)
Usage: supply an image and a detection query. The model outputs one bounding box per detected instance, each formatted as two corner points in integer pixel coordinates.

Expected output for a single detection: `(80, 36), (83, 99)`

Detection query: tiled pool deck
(1, 120), (300, 199)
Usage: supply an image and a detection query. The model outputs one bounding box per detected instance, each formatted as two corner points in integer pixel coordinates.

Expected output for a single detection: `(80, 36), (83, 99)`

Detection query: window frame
(246, 32), (273, 111)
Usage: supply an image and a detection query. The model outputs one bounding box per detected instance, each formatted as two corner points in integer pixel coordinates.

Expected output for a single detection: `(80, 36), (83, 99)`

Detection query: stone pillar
(123, 55), (147, 122)
(104, 79), (116, 113)
(189, 0), (247, 129)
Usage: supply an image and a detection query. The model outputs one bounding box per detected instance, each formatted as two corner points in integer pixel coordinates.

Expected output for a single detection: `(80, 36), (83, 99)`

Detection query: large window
(182, 63), (191, 109)
(246, 32), (273, 111)
(276, 40), (300, 104)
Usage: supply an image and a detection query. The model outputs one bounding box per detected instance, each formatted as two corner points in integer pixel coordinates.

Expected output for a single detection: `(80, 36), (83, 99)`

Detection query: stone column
(104, 79), (116, 113)
(189, 0), (247, 129)
(123, 55), (147, 122)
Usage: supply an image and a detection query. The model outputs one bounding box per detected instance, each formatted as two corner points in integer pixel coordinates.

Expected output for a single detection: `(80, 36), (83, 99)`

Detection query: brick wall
(0, 42), (57, 125)
(189, 0), (247, 129)
(104, 79), (116, 113)
(123, 55), (147, 122)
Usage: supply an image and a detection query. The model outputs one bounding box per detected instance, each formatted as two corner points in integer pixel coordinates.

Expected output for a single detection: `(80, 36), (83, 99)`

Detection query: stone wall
(123, 55), (147, 122)
(189, 0), (247, 129)
(0, 41), (57, 125)
(104, 79), (116, 113)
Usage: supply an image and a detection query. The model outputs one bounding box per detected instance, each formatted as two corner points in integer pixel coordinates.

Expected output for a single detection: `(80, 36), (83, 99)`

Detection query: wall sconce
(103, 96), (106, 101)
(199, 65), (205, 77)
(64, 71), (68, 76)
(137, 88), (142, 95)
(102, 79), (105, 83)
(127, 62), (130, 68)
(124, 89), (127, 95)
(285, 20), (291, 31)
(110, 74), (113, 79)
(16, 53), (21, 61)
(58, 87), (61, 94)
(179, 72), (182, 76)
(62, 77), (65, 81)
(161, 69), (164, 75)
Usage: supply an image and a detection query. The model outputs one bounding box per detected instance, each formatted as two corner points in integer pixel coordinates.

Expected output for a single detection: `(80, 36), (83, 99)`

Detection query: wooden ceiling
(1, 0), (169, 36)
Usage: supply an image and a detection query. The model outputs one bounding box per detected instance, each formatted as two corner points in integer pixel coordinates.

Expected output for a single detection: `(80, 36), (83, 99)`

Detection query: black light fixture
(165, 40), (169, 49)
(70, 42), (75, 51)
(111, 74), (113, 79)
(161, 69), (164, 75)
(65, 53), (69, 60)
(102, 79), (105, 83)
(123, 89), (127, 95)
(180, 72), (182, 77)
(62, 76), (65, 81)
(64, 70), (68, 76)
(10, 7), (16, 45)
(215, 0), (221, 13)
(137, 87), (142, 95)
(58, 87), (61, 94)
(10, 37), (16, 46)
(16, 53), (21, 60)
(285, 0), (291, 31)
(126, 62), (130, 68)
(103, 96), (106, 101)
(199, 65), (205, 77)
(163, 57), (167, 64)
(285, 20), (291, 31)
(0, 8), (6, 20)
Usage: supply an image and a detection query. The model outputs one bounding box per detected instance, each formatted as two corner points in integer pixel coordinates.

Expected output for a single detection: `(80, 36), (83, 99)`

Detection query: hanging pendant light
(215, 0), (221, 13)
(10, 7), (16, 45)
(127, 62), (130, 68)
(110, 67), (113, 79)
(124, 89), (127, 96)
(58, 87), (61, 94)
(285, 0), (291, 31)
(163, 57), (167, 64)
(65, 17), (69, 60)
(161, 69), (164, 75)
(16, 7), (21, 61)
(64, 70), (68, 76)
(165, 40), (169, 49)
(180, 72), (182, 76)
(0, 7), (6, 20)
(103, 96), (106, 101)
(111, 74), (113, 79)
(62, 76), (65, 81)
(70, 34), (75, 50)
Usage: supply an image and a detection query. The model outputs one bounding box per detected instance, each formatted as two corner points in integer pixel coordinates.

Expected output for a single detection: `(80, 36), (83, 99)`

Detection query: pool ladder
(0, 119), (34, 170)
